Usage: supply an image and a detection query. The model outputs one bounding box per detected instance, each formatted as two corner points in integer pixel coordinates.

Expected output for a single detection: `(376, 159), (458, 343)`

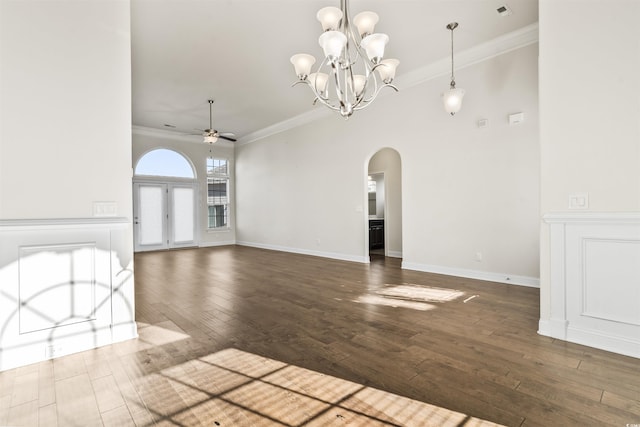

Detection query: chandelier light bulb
(376, 59), (399, 83)
(308, 72), (329, 94)
(319, 31), (347, 60)
(290, 54), (316, 79)
(352, 75), (366, 96)
(353, 11), (378, 37)
(360, 33), (388, 63)
(317, 7), (343, 31)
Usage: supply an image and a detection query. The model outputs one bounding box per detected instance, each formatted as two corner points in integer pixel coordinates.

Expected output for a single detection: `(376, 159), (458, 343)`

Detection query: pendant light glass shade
(360, 33), (388, 63)
(317, 7), (343, 31)
(442, 87), (465, 115)
(319, 31), (347, 59)
(352, 75), (366, 96)
(204, 134), (218, 144)
(308, 72), (329, 94)
(353, 11), (378, 37)
(376, 59), (399, 83)
(290, 54), (316, 78)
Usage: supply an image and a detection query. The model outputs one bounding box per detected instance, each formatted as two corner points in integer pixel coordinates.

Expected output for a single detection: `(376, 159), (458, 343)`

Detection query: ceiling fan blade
(218, 134), (237, 142)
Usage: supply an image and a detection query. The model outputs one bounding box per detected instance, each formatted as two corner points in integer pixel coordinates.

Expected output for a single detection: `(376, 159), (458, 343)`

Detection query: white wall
(132, 129), (237, 247)
(539, 0), (640, 340)
(369, 148), (403, 258)
(0, 0), (135, 369)
(0, 1), (132, 220)
(236, 44), (540, 284)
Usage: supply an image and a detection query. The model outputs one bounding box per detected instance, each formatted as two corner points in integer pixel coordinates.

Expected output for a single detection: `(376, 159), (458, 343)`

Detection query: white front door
(133, 182), (197, 252)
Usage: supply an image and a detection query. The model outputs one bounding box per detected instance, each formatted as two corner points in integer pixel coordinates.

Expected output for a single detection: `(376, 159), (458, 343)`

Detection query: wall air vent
(497, 5), (512, 17)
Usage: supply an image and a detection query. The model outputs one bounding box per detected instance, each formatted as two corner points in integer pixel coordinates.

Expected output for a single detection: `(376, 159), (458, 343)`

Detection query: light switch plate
(568, 193), (589, 210)
(93, 201), (117, 217)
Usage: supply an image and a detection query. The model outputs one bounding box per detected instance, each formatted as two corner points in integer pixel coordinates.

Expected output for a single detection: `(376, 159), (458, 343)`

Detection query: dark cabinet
(369, 219), (384, 250)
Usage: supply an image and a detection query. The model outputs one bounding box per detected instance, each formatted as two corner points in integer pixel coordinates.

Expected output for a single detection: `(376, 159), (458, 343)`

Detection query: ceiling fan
(196, 100), (236, 143)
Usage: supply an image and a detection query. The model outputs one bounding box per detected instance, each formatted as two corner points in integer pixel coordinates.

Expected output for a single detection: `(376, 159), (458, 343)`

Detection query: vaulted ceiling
(131, 0), (538, 142)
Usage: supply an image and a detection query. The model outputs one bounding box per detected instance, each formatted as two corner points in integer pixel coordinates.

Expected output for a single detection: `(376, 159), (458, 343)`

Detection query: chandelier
(290, 0), (399, 118)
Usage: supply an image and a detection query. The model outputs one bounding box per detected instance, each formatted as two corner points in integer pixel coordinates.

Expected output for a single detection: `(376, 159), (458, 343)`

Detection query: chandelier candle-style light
(290, 0), (399, 118)
(442, 22), (465, 115)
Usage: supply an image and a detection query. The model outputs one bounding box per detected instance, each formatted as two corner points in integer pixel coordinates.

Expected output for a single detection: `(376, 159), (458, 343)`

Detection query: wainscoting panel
(581, 238), (640, 325)
(0, 218), (137, 371)
(542, 213), (640, 358)
(19, 243), (100, 334)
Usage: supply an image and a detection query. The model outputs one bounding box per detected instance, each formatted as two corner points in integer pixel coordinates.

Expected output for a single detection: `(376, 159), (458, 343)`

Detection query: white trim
(0, 217), (129, 231)
(132, 125), (235, 148)
(542, 213), (640, 358)
(537, 319), (551, 337)
(398, 22), (538, 90)
(237, 23), (539, 145)
(565, 326), (639, 359)
(237, 241), (369, 264)
(199, 240), (236, 248)
(543, 211), (640, 224)
(237, 109), (332, 146)
(387, 250), (403, 259)
(401, 261), (540, 288)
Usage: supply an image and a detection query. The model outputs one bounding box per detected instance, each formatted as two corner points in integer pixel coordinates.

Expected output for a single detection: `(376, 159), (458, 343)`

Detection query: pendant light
(442, 22), (465, 115)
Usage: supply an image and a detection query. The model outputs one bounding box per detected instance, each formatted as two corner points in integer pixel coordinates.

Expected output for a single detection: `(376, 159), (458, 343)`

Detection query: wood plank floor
(1, 245), (639, 426)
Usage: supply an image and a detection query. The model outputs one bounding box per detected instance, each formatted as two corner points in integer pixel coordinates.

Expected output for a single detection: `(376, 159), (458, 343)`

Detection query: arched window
(134, 149), (195, 178)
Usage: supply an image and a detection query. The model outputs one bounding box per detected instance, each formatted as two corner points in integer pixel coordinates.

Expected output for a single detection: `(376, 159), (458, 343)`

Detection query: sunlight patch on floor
(354, 284), (465, 311)
(128, 348), (505, 426)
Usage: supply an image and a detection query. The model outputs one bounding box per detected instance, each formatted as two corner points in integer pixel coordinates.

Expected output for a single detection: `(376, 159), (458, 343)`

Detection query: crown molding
(132, 125), (234, 147)
(237, 22), (539, 146)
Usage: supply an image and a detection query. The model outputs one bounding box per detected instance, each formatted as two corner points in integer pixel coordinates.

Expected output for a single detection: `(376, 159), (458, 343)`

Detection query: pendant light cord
(450, 26), (455, 88)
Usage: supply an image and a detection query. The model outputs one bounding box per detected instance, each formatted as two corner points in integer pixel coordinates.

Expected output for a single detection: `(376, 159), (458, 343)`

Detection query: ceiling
(131, 0), (538, 142)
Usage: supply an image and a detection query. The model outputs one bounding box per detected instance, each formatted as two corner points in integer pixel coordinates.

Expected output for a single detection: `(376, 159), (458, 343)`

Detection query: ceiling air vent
(496, 5), (512, 17)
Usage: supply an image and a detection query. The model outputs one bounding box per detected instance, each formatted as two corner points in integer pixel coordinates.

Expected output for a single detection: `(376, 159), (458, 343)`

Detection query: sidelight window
(207, 157), (229, 229)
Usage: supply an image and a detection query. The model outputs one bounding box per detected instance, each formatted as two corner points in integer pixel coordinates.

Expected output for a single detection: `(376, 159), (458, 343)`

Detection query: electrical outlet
(45, 344), (63, 359)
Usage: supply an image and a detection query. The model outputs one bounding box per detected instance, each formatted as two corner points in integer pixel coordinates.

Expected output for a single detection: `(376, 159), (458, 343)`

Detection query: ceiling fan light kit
(199, 100), (236, 144)
(290, 0), (399, 118)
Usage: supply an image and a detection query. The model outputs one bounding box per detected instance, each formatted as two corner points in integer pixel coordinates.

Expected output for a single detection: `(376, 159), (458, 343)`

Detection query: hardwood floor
(1, 245), (639, 426)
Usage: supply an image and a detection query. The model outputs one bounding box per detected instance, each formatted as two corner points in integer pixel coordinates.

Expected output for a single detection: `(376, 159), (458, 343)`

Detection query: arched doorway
(367, 148), (402, 259)
(133, 148), (198, 252)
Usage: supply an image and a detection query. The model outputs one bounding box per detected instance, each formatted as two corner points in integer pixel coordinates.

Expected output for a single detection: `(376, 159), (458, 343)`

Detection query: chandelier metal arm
(290, 0), (399, 117)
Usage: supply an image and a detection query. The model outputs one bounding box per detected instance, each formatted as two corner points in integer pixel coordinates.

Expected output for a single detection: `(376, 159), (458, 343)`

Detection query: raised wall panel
(0, 218), (137, 371)
(19, 243), (97, 334)
(542, 213), (640, 358)
(582, 239), (640, 325)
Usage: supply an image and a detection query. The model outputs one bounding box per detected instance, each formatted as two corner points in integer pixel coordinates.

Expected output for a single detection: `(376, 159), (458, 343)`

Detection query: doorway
(367, 148), (402, 259)
(132, 148), (198, 252)
(368, 173), (386, 256)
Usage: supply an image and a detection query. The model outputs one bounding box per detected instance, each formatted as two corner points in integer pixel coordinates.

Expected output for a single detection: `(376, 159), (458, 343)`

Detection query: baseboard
(401, 261), (540, 288)
(565, 326), (640, 359)
(386, 250), (403, 258)
(236, 241), (369, 264)
(540, 319), (639, 359)
(199, 240), (237, 248)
